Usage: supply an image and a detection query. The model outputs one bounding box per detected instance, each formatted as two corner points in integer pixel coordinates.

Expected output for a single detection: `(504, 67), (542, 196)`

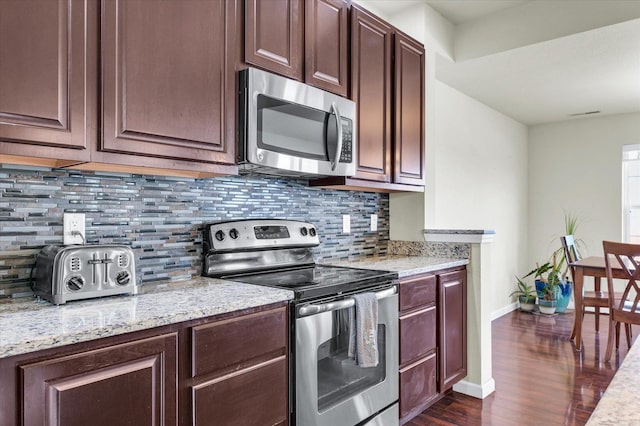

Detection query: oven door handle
(297, 286), (396, 317)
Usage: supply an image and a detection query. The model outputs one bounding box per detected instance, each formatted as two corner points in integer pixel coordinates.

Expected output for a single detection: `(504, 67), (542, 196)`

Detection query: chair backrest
(602, 241), (640, 318)
(561, 235), (581, 282)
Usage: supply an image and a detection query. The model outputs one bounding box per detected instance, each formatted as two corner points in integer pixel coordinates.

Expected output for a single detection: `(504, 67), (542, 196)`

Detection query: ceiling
(362, 0), (640, 125)
(437, 17), (640, 125)
(425, 0), (526, 25)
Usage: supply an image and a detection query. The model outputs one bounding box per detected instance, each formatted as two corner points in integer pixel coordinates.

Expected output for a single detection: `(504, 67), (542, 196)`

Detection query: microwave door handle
(297, 286), (397, 317)
(329, 102), (343, 171)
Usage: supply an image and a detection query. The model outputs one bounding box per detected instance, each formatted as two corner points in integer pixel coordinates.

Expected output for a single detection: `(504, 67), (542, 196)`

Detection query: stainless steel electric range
(203, 219), (399, 426)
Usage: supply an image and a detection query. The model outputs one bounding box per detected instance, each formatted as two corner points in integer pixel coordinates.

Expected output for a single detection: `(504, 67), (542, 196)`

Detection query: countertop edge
(0, 277), (294, 359)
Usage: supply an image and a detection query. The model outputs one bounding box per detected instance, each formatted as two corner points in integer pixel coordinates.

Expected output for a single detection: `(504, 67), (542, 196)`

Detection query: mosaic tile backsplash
(0, 168), (389, 298)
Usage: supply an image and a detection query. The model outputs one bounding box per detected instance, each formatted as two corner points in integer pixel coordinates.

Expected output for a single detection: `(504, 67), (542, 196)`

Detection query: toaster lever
(103, 253), (113, 283)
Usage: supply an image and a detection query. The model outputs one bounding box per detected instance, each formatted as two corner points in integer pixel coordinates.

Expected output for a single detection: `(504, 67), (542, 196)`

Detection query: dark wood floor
(407, 309), (638, 426)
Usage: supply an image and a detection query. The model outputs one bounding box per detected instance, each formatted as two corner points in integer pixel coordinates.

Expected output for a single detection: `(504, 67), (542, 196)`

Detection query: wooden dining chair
(562, 235), (609, 334)
(603, 240), (640, 362)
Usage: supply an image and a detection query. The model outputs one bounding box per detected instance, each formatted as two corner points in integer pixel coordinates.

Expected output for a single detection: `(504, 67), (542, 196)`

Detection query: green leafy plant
(510, 275), (537, 302)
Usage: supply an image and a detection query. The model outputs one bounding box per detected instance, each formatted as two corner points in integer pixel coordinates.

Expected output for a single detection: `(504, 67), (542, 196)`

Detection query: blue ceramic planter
(535, 280), (546, 298)
(538, 298), (557, 314)
(555, 282), (572, 313)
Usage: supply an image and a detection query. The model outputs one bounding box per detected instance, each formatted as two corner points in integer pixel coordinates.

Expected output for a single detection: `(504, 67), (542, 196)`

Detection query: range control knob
(116, 271), (131, 286)
(214, 230), (225, 242)
(229, 228), (239, 239)
(300, 227), (308, 236)
(309, 228), (317, 237)
(66, 276), (85, 292)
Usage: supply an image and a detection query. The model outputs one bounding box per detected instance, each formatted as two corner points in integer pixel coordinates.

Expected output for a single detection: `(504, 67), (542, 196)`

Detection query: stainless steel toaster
(34, 245), (137, 305)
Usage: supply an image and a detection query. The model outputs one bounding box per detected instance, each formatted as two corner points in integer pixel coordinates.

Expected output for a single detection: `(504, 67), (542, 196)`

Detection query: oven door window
(316, 309), (386, 412)
(257, 95), (332, 161)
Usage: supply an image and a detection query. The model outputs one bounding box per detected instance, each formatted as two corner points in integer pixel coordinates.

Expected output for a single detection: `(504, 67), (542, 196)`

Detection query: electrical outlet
(370, 214), (378, 232)
(63, 213), (85, 245)
(342, 215), (350, 234)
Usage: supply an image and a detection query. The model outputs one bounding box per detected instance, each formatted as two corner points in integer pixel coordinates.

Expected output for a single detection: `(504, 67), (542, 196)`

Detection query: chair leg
(626, 323), (632, 348)
(571, 307), (584, 339)
(605, 319), (616, 361)
(594, 277), (602, 333)
(616, 322), (621, 349)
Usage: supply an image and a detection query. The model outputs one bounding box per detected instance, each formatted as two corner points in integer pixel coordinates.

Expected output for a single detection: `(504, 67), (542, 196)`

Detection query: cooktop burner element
(202, 219), (395, 302)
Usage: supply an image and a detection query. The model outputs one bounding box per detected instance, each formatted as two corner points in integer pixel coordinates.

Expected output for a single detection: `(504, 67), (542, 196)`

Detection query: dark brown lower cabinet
(0, 302), (288, 426)
(438, 269), (467, 392)
(189, 305), (289, 426)
(400, 352), (437, 419)
(399, 267), (467, 425)
(192, 356), (287, 425)
(21, 333), (178, 426)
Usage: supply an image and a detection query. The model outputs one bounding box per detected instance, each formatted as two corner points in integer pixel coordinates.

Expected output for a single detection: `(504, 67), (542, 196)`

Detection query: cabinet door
(20, 333), (178, 426)
(400, 305), (436, 366)
(351, 6), (393, 182)
(101, 0), (236, 164)
(192, 356), (288, 426)
(394, 32), (425, 185)
(305, 0), (348, 96)
(0, 0), (95, 164)
(191, 306), (287, 377)
(438, 269), (467, 391)
(399, 352), (437, 421)
(245, 0), (304, 80)
(399, 274), (436, 312)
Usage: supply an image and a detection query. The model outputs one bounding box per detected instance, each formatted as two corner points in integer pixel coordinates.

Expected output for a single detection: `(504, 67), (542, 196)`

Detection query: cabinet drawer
(399, 274), (436, 312)
(192, 356), (287, 425)
(400, 305), (436, 366)
(192, 306), (287, 377)
(399, 352), (437, 420)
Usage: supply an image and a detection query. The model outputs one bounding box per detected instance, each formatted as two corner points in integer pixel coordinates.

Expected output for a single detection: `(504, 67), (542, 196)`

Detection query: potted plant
(524, 254), (565, 315)
(510, 276), (537, 312)
(524, 262), (552, 299)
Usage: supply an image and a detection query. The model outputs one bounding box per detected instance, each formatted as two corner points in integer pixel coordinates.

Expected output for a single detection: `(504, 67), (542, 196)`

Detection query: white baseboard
(453, 378), (496, 399)
(491, 302), (518, 321)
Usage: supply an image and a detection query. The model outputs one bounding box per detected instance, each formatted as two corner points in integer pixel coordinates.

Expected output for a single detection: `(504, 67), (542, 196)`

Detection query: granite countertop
(586, 341), (640, 425)
(0, 277), (293, 359)
(327, 255), (469, 278)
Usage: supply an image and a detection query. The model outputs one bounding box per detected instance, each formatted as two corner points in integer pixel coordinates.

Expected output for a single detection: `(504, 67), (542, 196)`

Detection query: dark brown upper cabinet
(394, 32), (425, 186)
(0, 0), (238, 178)
(350, 5), (393, 183)
(0, 0), (96, 166)
(99, 0), (237, 167)
(310, 4), (425, 193)
(245, 0), (348, 96)
(245, 0), (304, 80)
(305, 0), (349, 96)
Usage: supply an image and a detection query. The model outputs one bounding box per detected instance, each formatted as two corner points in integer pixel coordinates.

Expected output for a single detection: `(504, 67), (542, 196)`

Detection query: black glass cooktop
(222, 265), (396, 301)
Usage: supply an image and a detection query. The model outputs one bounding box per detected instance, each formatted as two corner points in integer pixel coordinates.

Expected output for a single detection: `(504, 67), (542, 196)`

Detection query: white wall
(528, 112), (640, 266)
(358, 0), (530, 315)
(433, 81), (529, 314)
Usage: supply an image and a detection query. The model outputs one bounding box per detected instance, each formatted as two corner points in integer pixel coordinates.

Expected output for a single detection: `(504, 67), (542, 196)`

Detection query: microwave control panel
(340, 119), (353, 163)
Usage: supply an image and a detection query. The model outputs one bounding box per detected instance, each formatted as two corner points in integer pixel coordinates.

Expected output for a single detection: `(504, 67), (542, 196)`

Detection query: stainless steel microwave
(238, 67), (356, 177)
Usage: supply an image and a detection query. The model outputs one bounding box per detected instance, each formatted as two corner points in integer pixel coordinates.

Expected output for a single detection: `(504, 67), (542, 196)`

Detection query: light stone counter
(586, 341), (640, 425)
(327, 255), (469, 278)
(0, 277), (293, 359)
